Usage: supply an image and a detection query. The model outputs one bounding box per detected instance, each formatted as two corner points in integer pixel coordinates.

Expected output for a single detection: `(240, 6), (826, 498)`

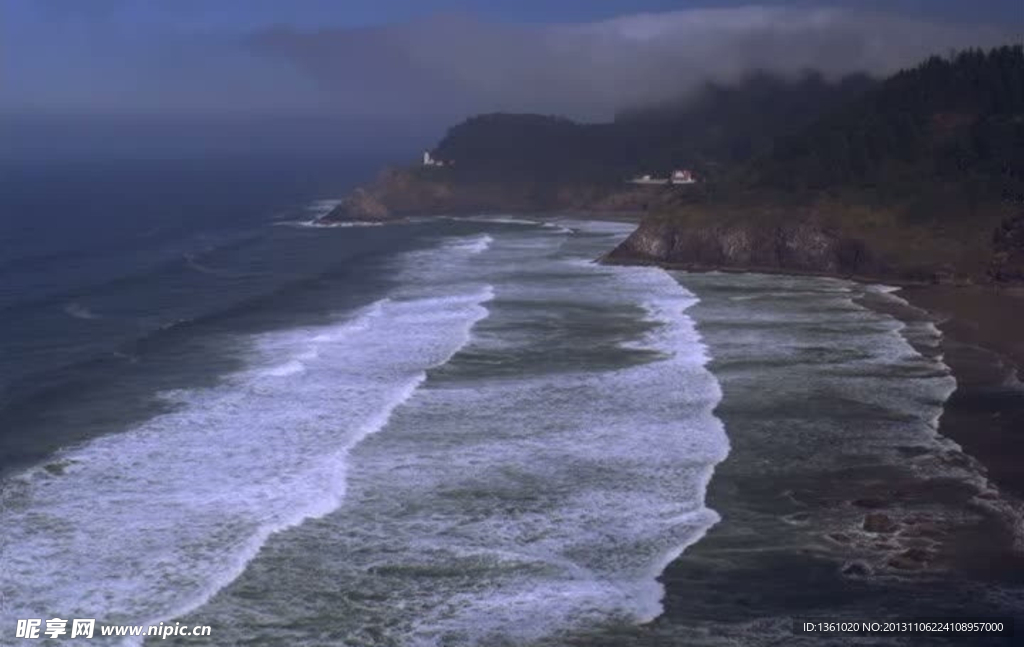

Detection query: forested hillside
(607, 45), (1024, 284)
(430, 72), (876, 183)
(751, 45), (1024, 202)
(429, 45), (1023, 213)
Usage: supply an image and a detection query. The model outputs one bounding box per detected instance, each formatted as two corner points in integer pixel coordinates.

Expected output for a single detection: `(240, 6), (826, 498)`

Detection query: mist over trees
(432, 71), (877, 183)
(428, 44), (1023, 219)
(753, 45), (1024, 198)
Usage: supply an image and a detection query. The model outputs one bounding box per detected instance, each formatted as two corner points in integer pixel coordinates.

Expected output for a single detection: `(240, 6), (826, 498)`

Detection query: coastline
(318, 166), (678, 225)
(900, 285), (1024, 504)
(649, 270), (1021, 646)
(553, 253), (1024, 645)
(606, 246), (1024, 505)
(591, 269), (1024, 646)
(317, 200), (1024, 640)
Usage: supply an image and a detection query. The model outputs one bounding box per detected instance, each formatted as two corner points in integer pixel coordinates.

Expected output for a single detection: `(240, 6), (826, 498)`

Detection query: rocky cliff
(603, 206), (1024, 285)
(603, 217), (883, 278)
(320, 167), (679, 223)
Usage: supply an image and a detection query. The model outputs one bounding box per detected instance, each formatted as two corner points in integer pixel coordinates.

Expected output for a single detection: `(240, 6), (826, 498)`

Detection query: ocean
(1, 158), (1020, 646)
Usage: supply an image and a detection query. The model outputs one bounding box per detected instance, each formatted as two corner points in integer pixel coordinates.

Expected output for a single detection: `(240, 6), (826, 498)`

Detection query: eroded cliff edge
(602, 202), (1024, 286)
(605, 218), (879, 276)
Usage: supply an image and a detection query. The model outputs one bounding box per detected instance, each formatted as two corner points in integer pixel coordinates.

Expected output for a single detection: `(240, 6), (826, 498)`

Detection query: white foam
(252, 232), (729, 645)
(443, 215), (545, 226)
(443, 215), (575, 232)
(257, 358), (307, 377)
(281, 198), (345, 225)
(273, 196), (395, 229)
(305, 198), (343, 213)
(406, 267), (726, 642)
(444, 233), (493, 255)
(685, 271), (963, 462)
(64, 301), (100, 320)
(556, 218), (638, 237)
(274, 218), (386, 229)
(1, 247), (494, 637)
(3, 225), (728, 645)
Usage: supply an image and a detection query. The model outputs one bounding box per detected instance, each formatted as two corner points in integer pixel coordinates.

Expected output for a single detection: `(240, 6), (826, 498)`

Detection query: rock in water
(888, 548), (933, 570)
(863, 512), (898, 533)
(841, 561), (872, 577)
(322, 188), (390, 222)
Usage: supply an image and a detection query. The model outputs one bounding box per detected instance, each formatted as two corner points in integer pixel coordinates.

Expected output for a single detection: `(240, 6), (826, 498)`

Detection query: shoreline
(652, 270), (1020, 646)
(599, 254), (986, 289)
(609, 253), (1024, 503)
(857, 284), (1024, 577)
(899, 285), (1024, 504)
(575, 262), (1024, 646)
(610, 254), (1024, 503)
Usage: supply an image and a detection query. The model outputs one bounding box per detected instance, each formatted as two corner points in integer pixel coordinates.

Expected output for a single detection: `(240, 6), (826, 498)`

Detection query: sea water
(0, 165), (728, 646)
(2, 161), (1008, 646)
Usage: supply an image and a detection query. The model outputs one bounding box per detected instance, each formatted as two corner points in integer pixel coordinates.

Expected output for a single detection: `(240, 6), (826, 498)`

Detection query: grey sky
(2, 1), (1021, 121)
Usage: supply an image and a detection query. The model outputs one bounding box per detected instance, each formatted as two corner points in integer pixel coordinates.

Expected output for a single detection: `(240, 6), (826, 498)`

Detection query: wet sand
(902, 285), (1024, 503)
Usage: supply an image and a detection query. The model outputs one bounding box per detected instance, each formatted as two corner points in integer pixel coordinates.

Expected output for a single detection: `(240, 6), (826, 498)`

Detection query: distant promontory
(325, 45), (1024, 286)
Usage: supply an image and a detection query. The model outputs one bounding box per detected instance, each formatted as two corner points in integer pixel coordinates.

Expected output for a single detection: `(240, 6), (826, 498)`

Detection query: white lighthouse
(422, 151), (445, 167)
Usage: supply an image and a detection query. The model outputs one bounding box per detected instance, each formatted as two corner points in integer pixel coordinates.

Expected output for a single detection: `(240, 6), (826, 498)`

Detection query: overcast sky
(2, 0), (1021, 122)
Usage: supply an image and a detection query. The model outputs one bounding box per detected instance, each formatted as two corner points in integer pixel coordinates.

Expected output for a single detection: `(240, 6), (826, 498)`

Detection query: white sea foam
(200, 225), (729, 645)
(459, 215), (575, 230)
(305, 198), (343, 213)
(0, 241), (495, 642)
(444, 233), (493, 254)
(388, 260), (727, 644)
(274, 218), (386, 229)
(557, 218), (638, 236)
(3, 222), (730, 645)
(63, 301), (100, 320)
(686, 272), (967, 467)
(272, 197), (387, 228)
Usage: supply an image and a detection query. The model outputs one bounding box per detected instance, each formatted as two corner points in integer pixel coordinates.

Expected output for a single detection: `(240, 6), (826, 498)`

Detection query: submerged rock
(863, 512), (898, 533)
(841, 561), (872, 577)
(851, 497), (887, 509)
(888, 548), (933, 570)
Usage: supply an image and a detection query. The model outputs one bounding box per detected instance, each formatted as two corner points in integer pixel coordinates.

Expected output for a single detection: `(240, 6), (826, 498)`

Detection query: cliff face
(321, 167), (676, 222)
(333, 188), (390, 221)
(604, 218), (881, 278)
(604, 210), (1024, 285)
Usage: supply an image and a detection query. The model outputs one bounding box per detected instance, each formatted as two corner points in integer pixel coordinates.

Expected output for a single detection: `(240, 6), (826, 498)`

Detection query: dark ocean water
(1, 159), (729, 645)
(1, 158), (1021, 646)
(0, 156), (399, 472)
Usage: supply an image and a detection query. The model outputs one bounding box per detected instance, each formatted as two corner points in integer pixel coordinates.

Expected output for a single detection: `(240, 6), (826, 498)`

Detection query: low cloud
(248, 6), (1016, 121)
